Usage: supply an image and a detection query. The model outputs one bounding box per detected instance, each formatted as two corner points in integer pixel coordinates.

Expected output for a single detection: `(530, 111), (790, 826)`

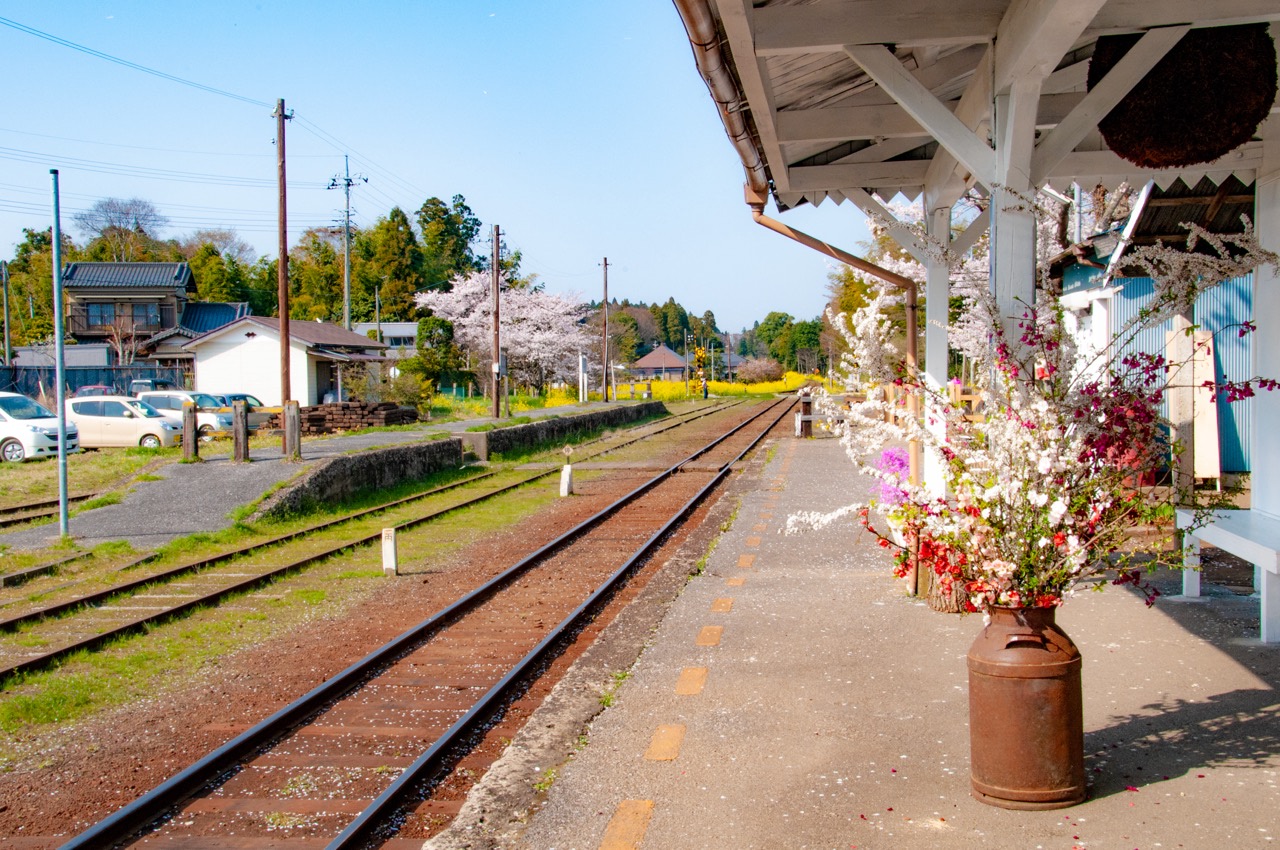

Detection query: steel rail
(0, 402), (733, 640)
(57, 397), (790, 850)
(329, 395), (796, 849)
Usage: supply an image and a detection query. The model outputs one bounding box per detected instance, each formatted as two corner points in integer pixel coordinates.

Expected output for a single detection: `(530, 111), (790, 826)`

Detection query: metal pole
(1, 260), (11, 366)
(49, 170), (69, 537)
(343, 155), (352, 329)
(275, 98), (292, 429)
(491, 224), (501, 419)
(601, 257), (609, 402)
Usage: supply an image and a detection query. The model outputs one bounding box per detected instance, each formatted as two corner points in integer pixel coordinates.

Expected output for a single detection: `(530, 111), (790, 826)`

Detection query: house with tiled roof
(184, 316), (388, 405)
(630, 343), (687, 380)
(63, 262), (194, 344)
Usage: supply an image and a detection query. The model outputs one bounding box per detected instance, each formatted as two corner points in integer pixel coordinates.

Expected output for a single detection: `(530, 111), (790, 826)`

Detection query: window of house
(87, 303), (115, 327)
(133, 303), (161, 327)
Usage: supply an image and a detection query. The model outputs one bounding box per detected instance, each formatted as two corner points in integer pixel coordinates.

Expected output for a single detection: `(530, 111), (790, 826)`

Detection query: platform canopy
(673, 0), (1280, 513)
(673, 0), (1278, 211)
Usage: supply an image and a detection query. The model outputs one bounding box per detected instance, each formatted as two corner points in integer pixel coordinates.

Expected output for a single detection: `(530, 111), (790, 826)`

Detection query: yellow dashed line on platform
(696, 625), (723, 646)
(759, 512), (773, 520)
(675, 666), (708, 695)
(599, 799), (654, 850)
(726, 576), (746, 587)
(737, 554), (756, 568)
(710, 597), (734, 613)
(752, 523), (767, 532)
(644, 723), (686, 761)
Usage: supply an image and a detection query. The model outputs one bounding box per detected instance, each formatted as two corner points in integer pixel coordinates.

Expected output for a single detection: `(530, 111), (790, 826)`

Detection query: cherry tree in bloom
(416, 271), (592, 389)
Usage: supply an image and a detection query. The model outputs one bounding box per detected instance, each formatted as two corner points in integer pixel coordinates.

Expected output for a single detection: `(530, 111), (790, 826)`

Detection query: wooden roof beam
(753, 0), (1007, 55)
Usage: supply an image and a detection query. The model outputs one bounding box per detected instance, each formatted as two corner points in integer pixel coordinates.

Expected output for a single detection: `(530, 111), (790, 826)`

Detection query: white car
(67, 396), (182, 449)
(0, 392), (80, 462)
(136, 390), (234, 441)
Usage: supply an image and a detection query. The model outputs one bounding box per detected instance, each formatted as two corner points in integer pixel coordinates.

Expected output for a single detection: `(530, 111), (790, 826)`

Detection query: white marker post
(560, 445), (574, 497)
(381, 528), (398, 576)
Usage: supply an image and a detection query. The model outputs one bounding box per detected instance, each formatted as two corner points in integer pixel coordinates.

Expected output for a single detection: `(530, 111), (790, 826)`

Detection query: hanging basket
(1089, 24), (1277, 169)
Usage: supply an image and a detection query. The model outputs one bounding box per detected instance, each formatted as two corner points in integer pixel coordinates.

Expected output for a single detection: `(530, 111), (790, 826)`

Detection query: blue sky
(0, 2), (872, 333)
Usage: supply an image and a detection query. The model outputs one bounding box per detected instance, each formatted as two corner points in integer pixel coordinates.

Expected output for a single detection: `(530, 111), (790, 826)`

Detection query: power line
(0, 15), (272, 108)
(0, 126), (331, 158)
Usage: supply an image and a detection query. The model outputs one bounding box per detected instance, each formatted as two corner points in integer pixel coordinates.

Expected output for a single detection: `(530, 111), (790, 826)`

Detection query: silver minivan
(136, 391), (234, 441)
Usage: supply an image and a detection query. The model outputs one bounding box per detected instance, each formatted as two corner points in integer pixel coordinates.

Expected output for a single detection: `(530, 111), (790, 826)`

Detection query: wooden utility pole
(491, 224), (501, 419)
(275, 98), (292, 451)
(601, 257), (610, 401)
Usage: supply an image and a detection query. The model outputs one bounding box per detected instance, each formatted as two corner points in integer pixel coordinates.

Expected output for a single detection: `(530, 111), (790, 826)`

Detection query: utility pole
(327, 155), (366, 329)
(275, 98), (292, 438)
(1, 260), (11, 366)
(50, 170), (69, 537)
(491, 224), (501, 419)
(601, 257), (610, 402)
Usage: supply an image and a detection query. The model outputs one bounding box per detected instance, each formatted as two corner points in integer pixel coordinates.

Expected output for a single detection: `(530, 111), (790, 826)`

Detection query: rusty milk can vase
(967, 605), (1084, 809)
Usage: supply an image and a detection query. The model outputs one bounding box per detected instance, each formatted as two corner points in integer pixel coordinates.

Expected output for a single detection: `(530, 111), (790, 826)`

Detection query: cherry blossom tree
(416, 271), (592, 393)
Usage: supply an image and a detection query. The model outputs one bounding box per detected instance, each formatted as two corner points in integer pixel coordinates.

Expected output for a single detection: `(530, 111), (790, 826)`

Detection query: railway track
(0, 400), (743, 681)
(57, 396), (794, 850)
(0, 492), (97, 529)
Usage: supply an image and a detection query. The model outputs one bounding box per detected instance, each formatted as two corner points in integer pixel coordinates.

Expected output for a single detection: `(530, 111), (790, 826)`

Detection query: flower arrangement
(790, 217), (1278, 614)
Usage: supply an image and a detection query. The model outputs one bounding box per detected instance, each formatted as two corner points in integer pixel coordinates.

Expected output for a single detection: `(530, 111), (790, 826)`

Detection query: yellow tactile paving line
(695, 625), (723, 646)
(643, 723), (686, 761)
(675, 666), (708, 695)
(599, 799), (654, 850)
(596, 435), (796, 850)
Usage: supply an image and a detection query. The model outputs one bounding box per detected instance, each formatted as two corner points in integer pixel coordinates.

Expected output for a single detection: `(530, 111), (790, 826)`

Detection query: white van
(67, 396), (182, 449)
(0, 392), (80, 462)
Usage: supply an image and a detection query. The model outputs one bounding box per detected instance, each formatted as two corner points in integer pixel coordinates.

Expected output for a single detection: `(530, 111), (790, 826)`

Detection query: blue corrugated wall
(1111, 274), (1253, 472)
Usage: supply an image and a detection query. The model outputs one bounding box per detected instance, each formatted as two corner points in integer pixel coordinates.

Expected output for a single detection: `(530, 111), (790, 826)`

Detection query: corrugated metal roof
(179, 302), (250, 333)
(186, 316), (387, 350)
(62, 262), (194, 292)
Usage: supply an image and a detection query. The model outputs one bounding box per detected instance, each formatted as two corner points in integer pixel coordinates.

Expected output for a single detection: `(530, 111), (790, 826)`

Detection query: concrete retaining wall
(255, 438), (464, 519)
(459, 402), (669, 460)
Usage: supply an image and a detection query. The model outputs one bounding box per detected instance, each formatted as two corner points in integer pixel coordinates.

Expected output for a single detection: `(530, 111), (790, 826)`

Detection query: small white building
(352, 321), (418, 359)
(184, 316), (388, 405)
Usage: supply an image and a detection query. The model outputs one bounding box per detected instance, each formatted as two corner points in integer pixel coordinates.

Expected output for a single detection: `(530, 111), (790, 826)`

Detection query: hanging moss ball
(1088, 24), (1277, 169)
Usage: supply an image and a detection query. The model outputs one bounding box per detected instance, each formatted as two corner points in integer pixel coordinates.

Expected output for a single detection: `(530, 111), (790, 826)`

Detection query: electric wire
(0, 16), (273, 109)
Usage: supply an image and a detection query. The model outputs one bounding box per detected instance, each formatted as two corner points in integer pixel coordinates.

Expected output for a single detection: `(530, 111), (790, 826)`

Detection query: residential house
(352, 321), (418, 359)
(1050, 176), (1256, 476)
(64, 262), (193, 350)
(630, 344), (687, 380)
(184, 316), (388, 406)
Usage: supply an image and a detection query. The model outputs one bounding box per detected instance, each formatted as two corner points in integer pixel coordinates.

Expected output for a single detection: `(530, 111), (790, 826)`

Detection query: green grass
(292, 589), (326, 605)
(599, 670), (631, 708)
(0, 449), (167, 510)
(532, 767), (557, 792)
(76, 493), (123, 511)
(133, 473), (164, 483)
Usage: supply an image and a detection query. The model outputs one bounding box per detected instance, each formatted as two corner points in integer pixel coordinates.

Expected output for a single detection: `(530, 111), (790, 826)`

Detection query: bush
(735, 357), (785, 383)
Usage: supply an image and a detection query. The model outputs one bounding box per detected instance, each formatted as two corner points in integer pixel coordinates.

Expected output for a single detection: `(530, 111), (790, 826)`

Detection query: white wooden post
(990, 79), (1041, 327)
(382, 528), (398, 576)
(924, 205), (951, 497)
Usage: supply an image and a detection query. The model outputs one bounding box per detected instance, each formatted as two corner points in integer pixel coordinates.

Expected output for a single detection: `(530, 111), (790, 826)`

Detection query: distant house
(352, 321), (418, 359)
(63, 262), (193, 348)
(184, 316), (388, 405)
(1050, 176), (1256, 474)
(630, 343), (686, 380)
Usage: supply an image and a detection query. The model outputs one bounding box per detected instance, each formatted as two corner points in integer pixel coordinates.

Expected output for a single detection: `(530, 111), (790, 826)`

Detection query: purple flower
(877, 447), (909, 505)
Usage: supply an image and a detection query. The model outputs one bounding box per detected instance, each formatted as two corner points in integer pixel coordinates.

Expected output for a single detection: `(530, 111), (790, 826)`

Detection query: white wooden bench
(1177, 508), (1280, 643)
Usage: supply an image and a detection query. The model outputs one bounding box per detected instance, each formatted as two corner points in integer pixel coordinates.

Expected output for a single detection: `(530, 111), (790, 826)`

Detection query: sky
(0, 2), (873, 334)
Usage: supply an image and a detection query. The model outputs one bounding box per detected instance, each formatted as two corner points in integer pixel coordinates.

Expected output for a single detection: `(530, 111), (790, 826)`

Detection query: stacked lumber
(264, 402), (418, 434)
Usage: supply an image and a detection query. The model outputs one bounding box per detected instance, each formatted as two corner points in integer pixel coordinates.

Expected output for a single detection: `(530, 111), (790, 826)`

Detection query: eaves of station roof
(674, 0), (1279, 211)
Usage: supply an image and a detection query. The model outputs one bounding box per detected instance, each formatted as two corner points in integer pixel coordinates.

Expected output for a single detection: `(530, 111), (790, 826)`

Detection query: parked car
(0, 391), (80, 462)
(136, 390), (234, 441)
(73, 384), (117, 397)
(205, 392), (274, 429)
(127, 378), (177, 396)
(67, 396), (181, 449)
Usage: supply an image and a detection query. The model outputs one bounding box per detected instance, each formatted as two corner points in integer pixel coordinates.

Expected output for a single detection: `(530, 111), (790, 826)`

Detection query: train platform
(471, 434), (1280, 850)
